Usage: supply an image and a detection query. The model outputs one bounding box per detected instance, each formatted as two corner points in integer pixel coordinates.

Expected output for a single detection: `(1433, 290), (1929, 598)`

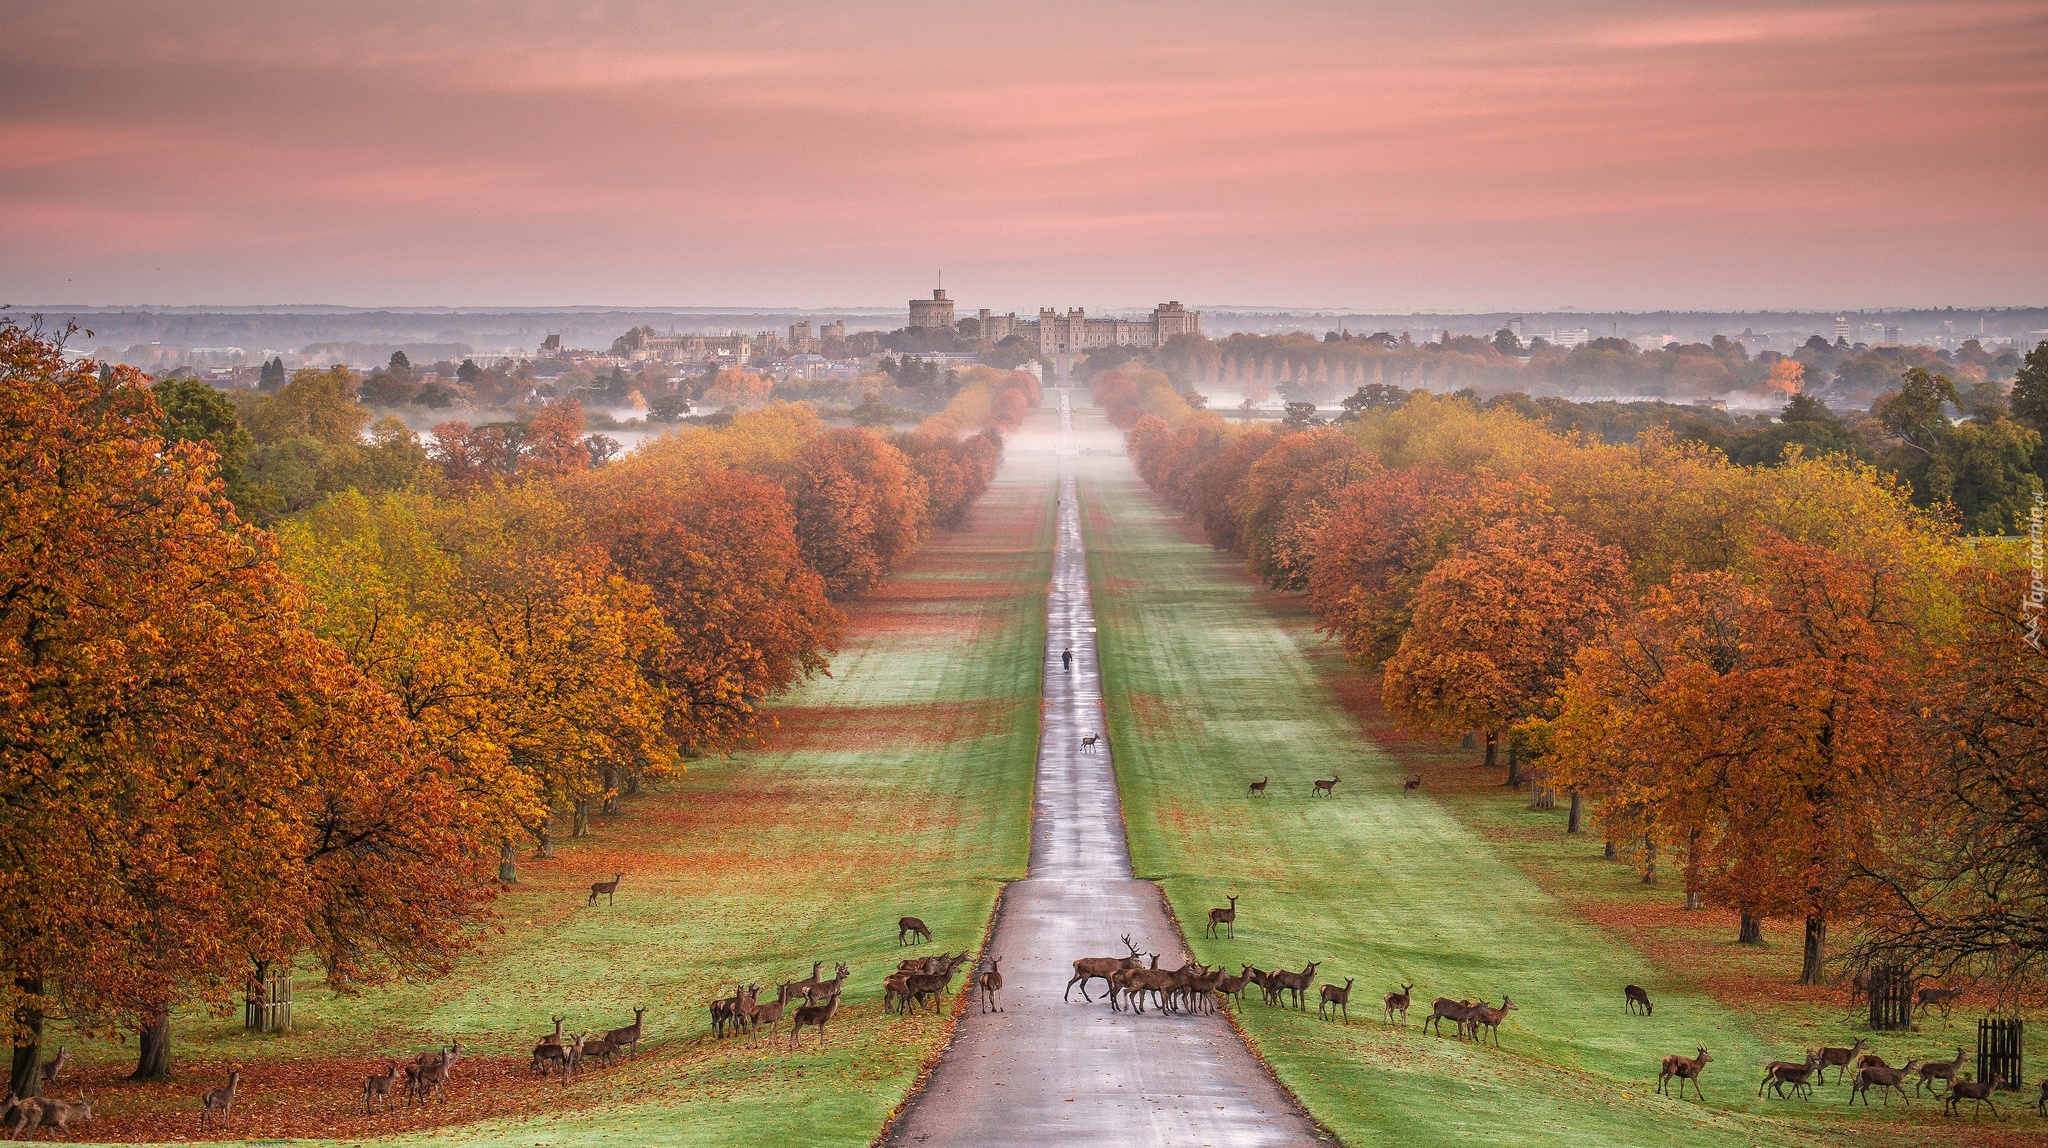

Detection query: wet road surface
(883, 393), (1320, 1148)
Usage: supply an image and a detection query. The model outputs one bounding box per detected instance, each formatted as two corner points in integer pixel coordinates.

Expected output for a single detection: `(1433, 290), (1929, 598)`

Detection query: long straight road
(884, 392), (1319, 1148)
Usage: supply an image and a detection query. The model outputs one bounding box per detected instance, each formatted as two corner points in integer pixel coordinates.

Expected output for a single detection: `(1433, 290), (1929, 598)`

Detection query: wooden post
(1978, 1017), (2023, 1090)
(1867, 967), (1914, 1031)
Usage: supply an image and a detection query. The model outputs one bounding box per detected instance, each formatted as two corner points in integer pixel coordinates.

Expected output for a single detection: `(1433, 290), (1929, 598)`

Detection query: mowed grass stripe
(1076, 430), (1826, 1148)
(73, 456), (1053, 1147)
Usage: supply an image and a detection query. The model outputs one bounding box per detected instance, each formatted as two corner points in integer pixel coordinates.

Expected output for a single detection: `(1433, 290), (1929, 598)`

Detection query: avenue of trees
(1101, 358), (2048, 1003)
(0, 321), (1035, 1095)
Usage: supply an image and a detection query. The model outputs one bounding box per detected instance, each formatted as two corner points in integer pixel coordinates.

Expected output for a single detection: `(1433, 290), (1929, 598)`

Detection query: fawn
(1384, 983), (1414, 1025)
(1318, 978), (1355, 1024)
(899, 916), (933, 946)
(365, 1062), (400, 1113)
(1206, 895), (1239, 940)
(1312, 775), (1339, 797)
(1624, 985), (1652, 1015)
(588, 873), (623, 906)
(1246, 776), (1268, 797)
(199, 1068), (242, 1132)
(1657, 1047), (1711, 1100)
(979, 956), (1005, 1013)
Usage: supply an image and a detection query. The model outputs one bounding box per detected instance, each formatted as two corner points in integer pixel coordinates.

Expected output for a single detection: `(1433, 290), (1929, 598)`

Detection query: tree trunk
(1460, 732), (1476, 750)
(1739, 913), (1763, 944)
(1505, 741), (1523, 789)
(1483, 730), (1498, 770)
(624, 771), (642, 797)
(535, 817), (553, 859)
(1640, 837), (1657, 884)
(602, 764), (620, 815)
(1800, 915), (1827, 985)
(1567, 791), (1583, 834)
(1603, 839), (1617, 861)
(1684, 891), (1702, 911)
(573, 800), (590, 837)
(132, 1005), (171, 1081)
(499, 840), (519, 884)
(10, 974), (42, 1101)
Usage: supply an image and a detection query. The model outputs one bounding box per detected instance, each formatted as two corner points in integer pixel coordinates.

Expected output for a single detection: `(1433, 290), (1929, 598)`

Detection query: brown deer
(1065, 934), (1146, 1002)
(1916, 1046), (1970, 1096)
(1941, 1071), (2003, 1117)
(1848, 969), (1869, 1005)
(1657, 1047), (1711, 1100)
(2034, 1077), (2046, 1116)
(38, 1047), (69, 1088)
(1850, 1058), (1920, 1107)
(709, 985), (745, 1039)
(789, 985), (843, 1050)
(1402, 774), (1421, 791)
(605, 1006), (646, 1060)
(531, 1015), (566, 1073)
(587, 873), (623, 906)
(1624, 985), (1652, 1016)
(15, 1092), (90, 1141)
(1080, 734), (1099, 753)
(365, 1062), (400, 1113)
(1216, 967), (1253, 1007)
(199, 1068), (242, 1132)
(1915, 985), (1965, 1020)
(416, 1040), (465, 1102)
(899, 916), (933, 946)
(1384, 984), (1414, 1025)
(1121, 959), (1183, 1015)
(1467, 996), (1517, 1045)
(978, 956), (1004, 1013)
(1758, 1052), (1819, 1100)
(784, 962), (825, 1003)
(1311, 775), (1339, 797)
(1206, 895), (1240, 940)
(1424, 996), (1478, 1037)
(1267, 961), (1320, 1010)
(741, 990), (784, 1045)
(1814, 1037), (1867, 1085)
(1318, 978), (1355, 1024)
(1247, 776), (1268, 797)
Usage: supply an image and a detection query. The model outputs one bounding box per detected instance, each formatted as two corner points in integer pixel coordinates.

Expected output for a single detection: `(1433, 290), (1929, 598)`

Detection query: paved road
(884, 394), (1320, 1148)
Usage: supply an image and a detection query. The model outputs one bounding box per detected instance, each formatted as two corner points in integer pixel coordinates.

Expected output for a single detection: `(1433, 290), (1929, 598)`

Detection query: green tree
(2009, 343), (2048, 477)
(151, 377), (252, 485)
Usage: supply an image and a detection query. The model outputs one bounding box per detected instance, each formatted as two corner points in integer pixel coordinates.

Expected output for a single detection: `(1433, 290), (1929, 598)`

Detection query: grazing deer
(365, 1062), (400, 1113)
(979, 957), (1004, 1013)
(1402, 773), (1421, 791)
(199, 1068), (242, 1133)
(1267, 961), (1320, 1010)
(1657, 1047), (1711, 1100)
(1942, 1071), (2003, 1117)
(1065, 934), (1146, 1002)
(16, 1092), (90, 1141)
(1247, 776), (1268, 797)
(588, 873), (623, 906)
(789, 986), (843, 1051)
(1916, 1046), (1970, 1096)
(1318, 978), (1355, 1024)
(1851, 1059), (1920, 1107)
(1206, 895), (1240, 940)
(1312, 775), (1339, 797)
(1915, 985), (1965, 1020)
(1467, 996), (1517, 1045)
(1814, 1037), (1867, 1085)
(1623, 985), (1652, 1016)
(1758, 1052), (1819, 1099)
(605, 1006), (646, 1060)
(899, 916), (933, 946)
(39, 1047), (69, 1088)
(1080, 734), (1099, 753)
(1384, 984), (1414, 1026)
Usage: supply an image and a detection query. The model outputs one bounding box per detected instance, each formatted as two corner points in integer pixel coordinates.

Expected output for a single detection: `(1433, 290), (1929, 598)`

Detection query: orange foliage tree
(785, 428), (931, 599)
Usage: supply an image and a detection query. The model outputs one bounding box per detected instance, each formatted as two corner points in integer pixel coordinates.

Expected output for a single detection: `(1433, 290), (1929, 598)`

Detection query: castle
(908, 288), (1200, 355)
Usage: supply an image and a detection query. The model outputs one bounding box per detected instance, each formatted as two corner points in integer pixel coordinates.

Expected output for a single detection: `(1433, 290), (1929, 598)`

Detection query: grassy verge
(47, 452), (1054, 1146)
(1077, 409), (2035, 1148)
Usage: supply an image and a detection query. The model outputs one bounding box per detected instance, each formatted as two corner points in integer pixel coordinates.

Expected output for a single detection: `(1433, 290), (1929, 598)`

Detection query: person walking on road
(1062, 647), (1074, 672)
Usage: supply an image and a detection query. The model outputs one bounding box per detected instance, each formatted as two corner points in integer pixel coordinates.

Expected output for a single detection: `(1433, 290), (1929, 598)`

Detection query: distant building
(540, 333), (562, 354)
(637, 333), (753, 367)
(909, 288), (956, 329)
(1833, 316), (1852, 343)
(906, 290), (1201, 353)
(1551, 329), (1592, 348)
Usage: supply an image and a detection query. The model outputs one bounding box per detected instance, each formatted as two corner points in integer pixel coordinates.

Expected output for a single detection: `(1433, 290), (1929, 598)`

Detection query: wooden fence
(1867, 967), (1914, 1031)
(1978, 1017), (2023, 1090)
(245, 966), (292, 1033)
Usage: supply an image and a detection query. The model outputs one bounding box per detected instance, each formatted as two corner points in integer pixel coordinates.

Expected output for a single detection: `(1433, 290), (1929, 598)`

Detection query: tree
(1872, 367), (1960, 457)
(785, 429), (930, 599)
(1233, 428), (1367, 590)
(259, 356), (287, 391)
(2007, 343), (2048, 478)
(519, 399), (591, 478)
(151, 376), (252, 485)
(1381, 513), (1630, 786)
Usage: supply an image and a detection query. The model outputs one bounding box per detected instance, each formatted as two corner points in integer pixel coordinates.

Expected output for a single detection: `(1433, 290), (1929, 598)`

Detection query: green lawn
(1075, 414), (2011, 1147)
(50, 456), (1054, 1146)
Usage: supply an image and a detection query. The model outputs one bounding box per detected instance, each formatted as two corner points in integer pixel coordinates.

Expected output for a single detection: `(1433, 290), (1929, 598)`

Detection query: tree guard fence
(245, 965), (293, 1033)
(1978, 1017), (2023, 1090)
(1867, 967), (1915, 1031)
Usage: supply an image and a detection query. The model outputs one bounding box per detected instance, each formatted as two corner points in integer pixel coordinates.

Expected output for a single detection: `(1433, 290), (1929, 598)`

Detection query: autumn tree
(785, 428), (931, 599)
(1234, 428), (1367, 590)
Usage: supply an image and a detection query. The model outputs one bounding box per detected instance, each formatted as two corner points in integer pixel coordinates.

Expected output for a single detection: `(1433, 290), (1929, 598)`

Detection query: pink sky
(3, 1), (2044, 310)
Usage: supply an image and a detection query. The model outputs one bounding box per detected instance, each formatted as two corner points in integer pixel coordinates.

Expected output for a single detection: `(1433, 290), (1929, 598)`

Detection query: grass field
(41, 453), (1054, 1145)
(1076, 408), (2039, 1148)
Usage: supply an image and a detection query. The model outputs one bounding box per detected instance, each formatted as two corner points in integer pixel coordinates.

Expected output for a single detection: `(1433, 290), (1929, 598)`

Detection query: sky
(3, 1), (2044, 312)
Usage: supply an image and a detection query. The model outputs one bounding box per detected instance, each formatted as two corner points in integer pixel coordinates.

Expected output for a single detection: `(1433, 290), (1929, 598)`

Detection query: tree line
(1099, 359), (2048, 1005)
(0, 321), (1037, 1096)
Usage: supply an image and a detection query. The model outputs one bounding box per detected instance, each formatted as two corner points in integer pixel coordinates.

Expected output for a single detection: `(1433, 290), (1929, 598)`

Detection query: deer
(1467, 996), (1517, 1045)
(1916, 1046), (1970, 1096)
(1847, 970), (1869, 1006)
(1247, 776), (1268, 797)
(1065, 934), (1146, 1002)
(416, 1040), (465, 1103)
(2034, 1077), (2046, 1116)
(1267, 961), (1320, 1011)
(1942, 1071), (2003, 1117)
(605, 1006), (646, 1060)
(1424, 996), (1478, 1038)
(789, 984), (843, 1051)
(1758, 1051), (1819, 1100)
(741, 989), (784, 1045)
(38, 1047), (69, 1088)
(1402, 773), (1421, 791)
(1916, 985), (1965, 1020)
(531, 1015), (566, 1073)
(1216, 967), (1253, 1007)
(587, 872), (623, 906)
(1657, 1047), (1711, 1100)
(709, 985), (745, 1039)
(1624, 985), (1652, 1016)
(1080, 734), (1099, 753)
(1311, 774), (1339, 797)
(199, 1068), (242, 1133)
(1121, 959), (1182, 1015)
(899, 916), (932, 946)
(1186, 964), (1227, 1015)
(15, 1092), (90, 1142)
(1813, 1037), (1867, 1085)
(1206, 895), (1239, 940)
(1318, 978), (1355, 1024)
(979, 956), (1004, 1013)
(1851, 1058), (1921, 1107)
(364, 1062), (401, 1113)
(1384, 984), (1414, 1026)
(784, 961), (825, 1003)
(1, 1093), (23, 1139)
